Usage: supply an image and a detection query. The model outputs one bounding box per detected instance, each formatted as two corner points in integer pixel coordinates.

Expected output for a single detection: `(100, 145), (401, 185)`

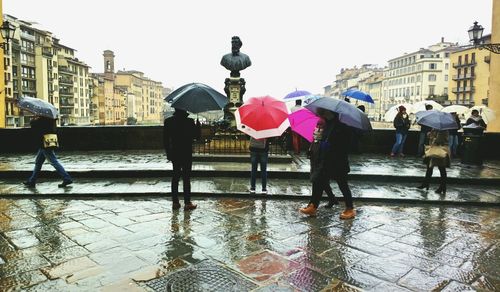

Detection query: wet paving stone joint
(0, 197), (498, 291)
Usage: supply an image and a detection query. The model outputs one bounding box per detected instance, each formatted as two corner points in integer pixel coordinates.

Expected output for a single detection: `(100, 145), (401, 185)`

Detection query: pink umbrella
(288, 108), (320, 142)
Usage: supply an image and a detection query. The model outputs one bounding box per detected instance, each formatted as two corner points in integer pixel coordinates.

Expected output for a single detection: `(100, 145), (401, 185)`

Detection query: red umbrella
(235, 96), (290, 139)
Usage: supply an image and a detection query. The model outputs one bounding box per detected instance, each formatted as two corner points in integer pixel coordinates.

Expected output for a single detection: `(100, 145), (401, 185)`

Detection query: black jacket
(163, 111), (200, 162)
(393, 114), (410, 134)
(30, 117), (57, 148)
(465, 117), (487, 129)
(311, 118), (351, 181)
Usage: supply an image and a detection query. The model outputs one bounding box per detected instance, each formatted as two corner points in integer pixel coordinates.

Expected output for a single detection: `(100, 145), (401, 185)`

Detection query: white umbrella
(383, 104), (413, 122)
(411, 100), (443, 113)
(470, 106), (496, 124)
(442, 105), (470, 115)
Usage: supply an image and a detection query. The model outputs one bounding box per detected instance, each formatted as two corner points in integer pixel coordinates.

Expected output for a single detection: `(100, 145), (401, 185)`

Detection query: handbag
(43, 134), (59, 150)
(424, 145), (447, 158)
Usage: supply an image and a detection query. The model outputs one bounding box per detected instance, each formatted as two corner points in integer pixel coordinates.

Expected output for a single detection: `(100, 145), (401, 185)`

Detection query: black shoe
(23, 181), (36, 188)
(435, 185), (446, 194)
(417, 183), (429, 190)
(172, 202), (181, 210)
(58, 180), (73, 188)
(325, 198), (339, 208)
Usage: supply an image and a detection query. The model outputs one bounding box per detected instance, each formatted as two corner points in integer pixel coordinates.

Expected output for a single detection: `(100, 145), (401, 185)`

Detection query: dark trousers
(311, 175), (353, 209)
(424, 165), (447, 186)
(171, 159), (192, 204)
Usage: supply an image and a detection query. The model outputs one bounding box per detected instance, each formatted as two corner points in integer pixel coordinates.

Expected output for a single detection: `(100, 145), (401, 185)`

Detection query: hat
(398, 105), (406, 112)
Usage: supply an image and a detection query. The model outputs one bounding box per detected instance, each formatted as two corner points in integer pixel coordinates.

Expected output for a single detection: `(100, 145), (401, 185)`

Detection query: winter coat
(448, 116), (462, 135)
(393, 114), (411, 134)
(30, 117), (57, 148)
(163, 111), (200, 162)
(310, 118), (351, 182)
(423, 130), (450, 168)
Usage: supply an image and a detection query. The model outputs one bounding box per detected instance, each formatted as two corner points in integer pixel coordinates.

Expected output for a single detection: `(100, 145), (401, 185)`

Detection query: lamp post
(468, 21), (500, 54)
(0, 20), (16, 51)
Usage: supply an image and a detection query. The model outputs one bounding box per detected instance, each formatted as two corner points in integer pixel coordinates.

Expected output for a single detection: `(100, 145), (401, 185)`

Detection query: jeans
(250, 151), (268, 190)
(28, 148), (72, 183)
(417, 132), (427, 156)
(171, 159), (193, 204)
(449, 134), (459, 156)
(391, 132), (407, 154)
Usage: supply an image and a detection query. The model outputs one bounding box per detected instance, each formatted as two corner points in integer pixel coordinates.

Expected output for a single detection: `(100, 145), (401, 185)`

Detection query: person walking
(23, 115), (73, 188)
(307, 118), (338, 208)
(448, 112), (462, 157)
(465, 109), (487, 129)
(249, 137), (269, 194)
(390, 105), (410, 157)
(417, 104), (434, 157)
(291, 99), (302, 154)
(300, 109), (354, 219)
(417, 128), (450, 194)
(164, 108), (200, 211)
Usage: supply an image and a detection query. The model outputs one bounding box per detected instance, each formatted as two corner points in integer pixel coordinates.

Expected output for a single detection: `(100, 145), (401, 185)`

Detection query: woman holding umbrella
(23, 115), (73, 188)
(300, 109), (354, 219)
(415, 110), (457, 194)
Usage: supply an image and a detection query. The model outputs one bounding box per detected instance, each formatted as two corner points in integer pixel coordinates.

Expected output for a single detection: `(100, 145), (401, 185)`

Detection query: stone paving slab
(1, 177), (499, 206)
(1, 151), (500, 180)
(0, 198), (498, 291)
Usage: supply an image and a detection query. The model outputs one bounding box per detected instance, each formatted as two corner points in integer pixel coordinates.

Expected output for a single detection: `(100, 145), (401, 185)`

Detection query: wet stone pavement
(0, 197), (498, 291)
(1, 151), (500, 179)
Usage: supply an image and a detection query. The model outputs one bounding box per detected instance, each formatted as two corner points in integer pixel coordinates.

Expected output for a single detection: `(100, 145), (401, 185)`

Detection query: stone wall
(1, 126), (499, 159)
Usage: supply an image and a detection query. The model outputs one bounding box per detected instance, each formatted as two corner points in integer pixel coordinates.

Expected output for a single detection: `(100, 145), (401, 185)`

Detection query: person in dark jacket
(23, 115), (72, 188)
(448, 112), (462, 157)
(417, 104), (434, 157)
(465, 109), (487, 129)
(308, 118), (338, 208)
(300, 109), (355, 219)
(390, 106), (411, 157)
(164, 108), (200, 211)
(249, 137), (269, 194)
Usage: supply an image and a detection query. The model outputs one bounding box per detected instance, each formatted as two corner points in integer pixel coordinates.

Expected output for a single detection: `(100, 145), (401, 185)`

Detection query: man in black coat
(300, 109), (355, 219)
(163, 108), (200, 210)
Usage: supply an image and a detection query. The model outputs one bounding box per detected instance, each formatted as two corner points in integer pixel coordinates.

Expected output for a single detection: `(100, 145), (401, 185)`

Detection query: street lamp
(468, 21), (500, 54)
(0, 20), (16, 51)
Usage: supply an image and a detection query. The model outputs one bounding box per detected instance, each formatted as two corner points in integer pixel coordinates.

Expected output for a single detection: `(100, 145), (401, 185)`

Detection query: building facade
(447, 36), (491, 107)
(381, 38), (459, 114)
(489, 0), (500, 132)
(2, 14), (91, 127)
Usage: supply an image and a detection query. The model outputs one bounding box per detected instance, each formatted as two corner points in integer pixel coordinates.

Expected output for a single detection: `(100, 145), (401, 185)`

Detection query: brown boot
(184, 202), (197, 211)
(299, 203), (317, 216)
(340, 208), (356, 220)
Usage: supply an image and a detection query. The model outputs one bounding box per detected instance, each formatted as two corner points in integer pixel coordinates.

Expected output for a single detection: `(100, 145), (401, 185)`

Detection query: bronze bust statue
(220, 36), (252, 77)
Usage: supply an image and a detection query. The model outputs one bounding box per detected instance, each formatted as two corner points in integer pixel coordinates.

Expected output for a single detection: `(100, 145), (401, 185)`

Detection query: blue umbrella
(165, 83), (228, 114)
(283, 90), (312, 101)
(16, 96), (59, 119)
(415, 110), (458, 130)
(304, 97), (372, 130)
(342, 89), (374, 104)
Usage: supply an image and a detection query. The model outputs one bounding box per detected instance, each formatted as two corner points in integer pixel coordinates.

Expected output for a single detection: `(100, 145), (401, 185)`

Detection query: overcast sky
(4, 0), (493, 99)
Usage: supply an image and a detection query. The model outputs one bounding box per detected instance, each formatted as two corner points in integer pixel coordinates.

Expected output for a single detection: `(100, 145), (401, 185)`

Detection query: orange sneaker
(340, 208), (356, 220)
(299, 203), (317, 216)
(184, 202), (197, 211)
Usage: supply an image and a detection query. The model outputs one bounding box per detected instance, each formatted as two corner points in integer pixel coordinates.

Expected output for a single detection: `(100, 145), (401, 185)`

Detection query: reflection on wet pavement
(1, 151), (500, 179)
(0, 198), (498, 290)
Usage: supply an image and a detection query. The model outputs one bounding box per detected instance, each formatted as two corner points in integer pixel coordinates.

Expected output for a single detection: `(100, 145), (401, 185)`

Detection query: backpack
(250, 137), (266, 149)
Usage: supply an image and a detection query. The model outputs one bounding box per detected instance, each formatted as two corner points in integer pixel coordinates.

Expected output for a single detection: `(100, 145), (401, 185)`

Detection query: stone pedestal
(224, 77), (246, 126)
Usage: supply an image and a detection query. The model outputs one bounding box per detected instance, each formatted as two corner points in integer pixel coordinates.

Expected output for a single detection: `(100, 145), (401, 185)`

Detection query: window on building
(471, 52), (476, 62)
(418, 64), (422, 70)
(429, 85), (435, 95)
(428, 74), (436, 81)
(444, 87), (448, 94)
(465, 54), (469, 64)
(416, 86), (420, 95)
(445, 63), (449, 70)
(411, 87), (414, 96)
(445, 52), (450, 57)
(458, 56), (462, 64)
(429, 63), (437, 70)
(445, 75), (448, 81)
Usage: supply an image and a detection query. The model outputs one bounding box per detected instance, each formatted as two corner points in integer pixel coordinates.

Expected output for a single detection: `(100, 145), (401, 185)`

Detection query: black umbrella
(16, 96), (59, 119)
(165, 83), (228, 114)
